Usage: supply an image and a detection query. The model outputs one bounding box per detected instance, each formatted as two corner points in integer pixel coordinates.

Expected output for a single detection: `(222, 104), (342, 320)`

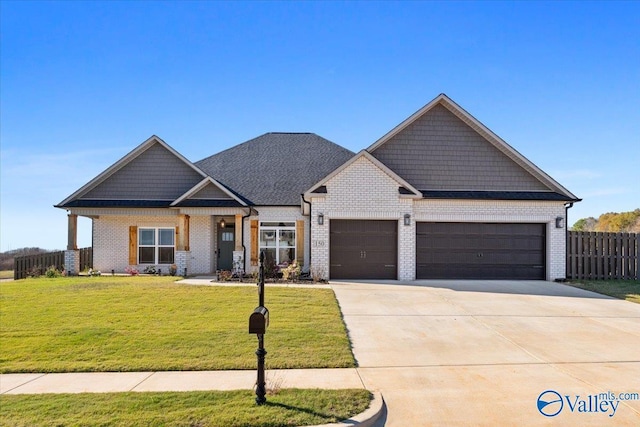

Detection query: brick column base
(65, 250), (80, 276)
(176, 251), (190, 277)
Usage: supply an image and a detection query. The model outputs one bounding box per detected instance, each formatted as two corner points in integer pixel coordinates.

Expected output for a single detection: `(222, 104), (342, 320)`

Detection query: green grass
(566, 280), (640, 304)
(0, 276), (355, 373)
(0, 389), (372, 427)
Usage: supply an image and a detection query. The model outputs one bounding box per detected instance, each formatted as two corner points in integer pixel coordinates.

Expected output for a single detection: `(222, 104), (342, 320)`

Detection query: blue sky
(1, 1), (638, 251)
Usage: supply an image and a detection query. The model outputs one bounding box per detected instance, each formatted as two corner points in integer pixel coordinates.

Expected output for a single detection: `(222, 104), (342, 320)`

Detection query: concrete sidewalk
(1, 368), (365, 394)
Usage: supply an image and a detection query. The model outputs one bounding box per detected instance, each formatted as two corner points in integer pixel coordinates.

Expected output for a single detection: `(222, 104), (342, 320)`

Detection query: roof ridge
(267, 132), (314, 135)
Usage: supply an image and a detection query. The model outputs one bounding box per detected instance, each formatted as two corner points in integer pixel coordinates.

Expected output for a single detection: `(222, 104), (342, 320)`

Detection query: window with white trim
(259, 222), (295, 264)
(139, 228), (175, 264)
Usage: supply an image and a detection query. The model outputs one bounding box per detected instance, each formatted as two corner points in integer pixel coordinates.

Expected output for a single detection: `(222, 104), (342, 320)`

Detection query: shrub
(87, 268), (101, 277)
(281, 262), (301, 282)
(169, 264), (177, 276)
(218, 270), (232, 281)
(26, 265), (42, 278)
(263, 256), (280, 280)
(45, 265), (62, 278)
(124, 266), (139, 276)
(143, 265), (156, 275)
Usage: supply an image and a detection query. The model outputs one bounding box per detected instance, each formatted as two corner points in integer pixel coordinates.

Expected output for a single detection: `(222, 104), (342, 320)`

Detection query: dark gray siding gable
(82, 142), (204, 200)
(191, 182), (232, 199)
(371, 104), (550, 192)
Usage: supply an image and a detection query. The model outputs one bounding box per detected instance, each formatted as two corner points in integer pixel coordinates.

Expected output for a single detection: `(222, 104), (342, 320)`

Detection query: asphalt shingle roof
(195, 133), (355, 205)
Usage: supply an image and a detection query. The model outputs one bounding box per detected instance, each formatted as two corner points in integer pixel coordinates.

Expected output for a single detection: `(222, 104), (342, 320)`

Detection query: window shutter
(296, 220), (304, 267)
(250, 220), (258, 266)
(129, 226), (138, 265)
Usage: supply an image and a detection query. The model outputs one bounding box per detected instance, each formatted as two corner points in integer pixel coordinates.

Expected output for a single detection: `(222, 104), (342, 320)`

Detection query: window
(259, 222), (295, 264)
(138, 228), (175, 264)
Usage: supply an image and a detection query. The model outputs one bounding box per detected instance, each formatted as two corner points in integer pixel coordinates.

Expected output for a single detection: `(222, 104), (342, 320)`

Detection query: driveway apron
(330, 280), (640, 426)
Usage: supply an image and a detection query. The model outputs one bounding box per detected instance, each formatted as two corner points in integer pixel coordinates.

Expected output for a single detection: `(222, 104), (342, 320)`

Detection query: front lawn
(0, 276), (355, 373)
(566, 280), (640, 304)
(0, 389), (372, 427)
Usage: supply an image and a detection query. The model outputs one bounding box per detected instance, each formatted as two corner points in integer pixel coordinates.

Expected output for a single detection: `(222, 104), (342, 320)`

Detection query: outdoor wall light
(555, 217), (564, 229)
(318, 213), (324, 225)
(220, 218), (226, 228)
(404, 214), (411, 226)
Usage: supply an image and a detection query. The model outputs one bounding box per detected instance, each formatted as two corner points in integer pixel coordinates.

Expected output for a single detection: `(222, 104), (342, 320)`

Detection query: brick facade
(64, 250), (80, 276)
(91, 208), (310, 276)
(310, 155), (567, 281)
(93, 214), (213, 274)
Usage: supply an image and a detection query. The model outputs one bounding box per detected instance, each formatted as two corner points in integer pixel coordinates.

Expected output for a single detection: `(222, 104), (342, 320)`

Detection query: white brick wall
(310, 155), (568, 281)
(93, 214), (213, 274)
(92, 209), (309, 276)
(311, 156), (415, 280)
(64, 250), (80, 275)
(188, 215), (213, 274)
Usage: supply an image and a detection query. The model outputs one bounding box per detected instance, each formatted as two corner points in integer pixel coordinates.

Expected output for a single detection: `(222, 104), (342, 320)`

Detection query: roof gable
(57, 136), (207, 207)
(305, 150), (422, 198)
(368, 94), (579, 200)
(196, 133), (355, 205)
(171, 177), (247, 207)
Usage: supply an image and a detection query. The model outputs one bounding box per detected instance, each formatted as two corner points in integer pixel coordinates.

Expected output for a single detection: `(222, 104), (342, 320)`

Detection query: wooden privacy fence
(14, 248), (93, 280)
(567, 232), (639, 280)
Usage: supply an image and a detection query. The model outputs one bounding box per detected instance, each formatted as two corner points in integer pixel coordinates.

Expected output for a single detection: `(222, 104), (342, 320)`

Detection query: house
(56, 94), (580, 281)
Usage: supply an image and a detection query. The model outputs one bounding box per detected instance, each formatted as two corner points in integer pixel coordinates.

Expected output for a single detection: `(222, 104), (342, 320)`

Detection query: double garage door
(330, 220), (546, 280)
(416, 222), (546, 280)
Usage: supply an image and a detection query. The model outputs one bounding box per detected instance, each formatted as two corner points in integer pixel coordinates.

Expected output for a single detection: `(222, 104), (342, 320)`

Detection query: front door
(217, 223), (235, 271)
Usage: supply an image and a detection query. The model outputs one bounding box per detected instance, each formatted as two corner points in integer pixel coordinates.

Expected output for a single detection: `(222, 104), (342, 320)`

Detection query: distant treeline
(572, 209), (640, 233)
(0, 247), (57, 271)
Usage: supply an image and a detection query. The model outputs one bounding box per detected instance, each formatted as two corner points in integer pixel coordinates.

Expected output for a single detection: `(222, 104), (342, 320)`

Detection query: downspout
(301, 193), (312, 269)
(564, 202), (574, 280)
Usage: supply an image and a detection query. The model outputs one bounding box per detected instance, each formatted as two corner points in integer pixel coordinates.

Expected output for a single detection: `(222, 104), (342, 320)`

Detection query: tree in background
(572, 217), (597, 231)
(572, 209), (640, 232)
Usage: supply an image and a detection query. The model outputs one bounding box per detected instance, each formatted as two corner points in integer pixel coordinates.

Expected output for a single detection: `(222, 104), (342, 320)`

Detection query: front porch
(63, 210), (251, 276)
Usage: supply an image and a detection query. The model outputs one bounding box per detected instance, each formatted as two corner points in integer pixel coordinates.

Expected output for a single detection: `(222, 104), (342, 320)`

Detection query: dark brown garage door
(330, 220), (397, 279)
(416, 223), (545, 280)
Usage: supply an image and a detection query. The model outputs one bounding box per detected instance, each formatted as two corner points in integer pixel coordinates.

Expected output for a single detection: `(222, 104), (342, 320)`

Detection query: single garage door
(330, 220), (397, 279)
(416, 222), (545, 280)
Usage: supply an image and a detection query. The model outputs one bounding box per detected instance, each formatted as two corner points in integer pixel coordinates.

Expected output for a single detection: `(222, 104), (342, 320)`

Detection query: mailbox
(249, 306), (269, 334)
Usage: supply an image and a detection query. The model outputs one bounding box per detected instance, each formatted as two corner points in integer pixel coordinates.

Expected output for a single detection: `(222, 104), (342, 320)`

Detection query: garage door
(330, 220), (397, 279)
(416, 223), (545, 280)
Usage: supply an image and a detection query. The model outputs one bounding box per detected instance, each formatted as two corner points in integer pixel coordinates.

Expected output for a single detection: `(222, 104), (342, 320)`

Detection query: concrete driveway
(330, 280), (640, 426)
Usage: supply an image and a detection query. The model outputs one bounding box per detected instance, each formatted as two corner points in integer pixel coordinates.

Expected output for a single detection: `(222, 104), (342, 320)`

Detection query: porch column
(233, 214), (244, 273)
(234, 214), (243, 251)
(66, 214), (80, 275)
(67, 214), (78, 250)
(177, 214), (190, 251)
(176, 214), (190, 277)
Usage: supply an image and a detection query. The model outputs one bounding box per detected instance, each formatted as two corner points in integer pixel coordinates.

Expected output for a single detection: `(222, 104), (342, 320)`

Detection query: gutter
(563, 202), (575, 280)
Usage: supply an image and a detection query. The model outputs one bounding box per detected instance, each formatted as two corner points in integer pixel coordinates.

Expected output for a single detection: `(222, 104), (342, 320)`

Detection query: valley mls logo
(537, 390), (563, 417)
(537, 390), (620, 417)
